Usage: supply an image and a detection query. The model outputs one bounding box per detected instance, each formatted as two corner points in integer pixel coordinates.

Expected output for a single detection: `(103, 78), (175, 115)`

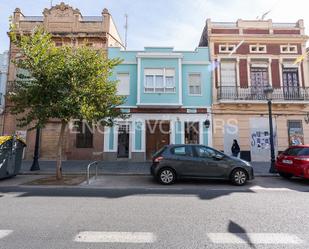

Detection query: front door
(192, 146), (228, 177)
(250, 67), (269, 100)
(283, 68), (300, 99)
(146, 121), (170, 160)
(117, 125), (129, 158)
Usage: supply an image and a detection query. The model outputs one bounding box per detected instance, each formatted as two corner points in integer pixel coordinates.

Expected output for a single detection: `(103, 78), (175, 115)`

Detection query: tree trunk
(56, 120), (67, 180)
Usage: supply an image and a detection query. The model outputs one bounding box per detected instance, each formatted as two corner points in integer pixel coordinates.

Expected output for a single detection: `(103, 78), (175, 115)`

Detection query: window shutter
(117, 73), (130, 95)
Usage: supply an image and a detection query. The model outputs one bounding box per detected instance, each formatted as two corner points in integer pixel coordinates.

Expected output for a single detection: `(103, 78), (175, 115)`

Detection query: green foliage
(9, 26), (125, 129)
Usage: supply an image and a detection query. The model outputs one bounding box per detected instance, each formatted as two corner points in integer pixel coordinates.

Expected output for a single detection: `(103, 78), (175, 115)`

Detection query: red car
(276, 145), (309, 179)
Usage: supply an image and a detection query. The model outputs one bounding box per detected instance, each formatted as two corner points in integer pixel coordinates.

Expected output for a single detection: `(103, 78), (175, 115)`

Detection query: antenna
(124, 14), (128, 50)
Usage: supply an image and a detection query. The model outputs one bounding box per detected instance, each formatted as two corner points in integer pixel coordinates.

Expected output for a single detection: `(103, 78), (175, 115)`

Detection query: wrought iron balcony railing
(217, 86), (309, 101)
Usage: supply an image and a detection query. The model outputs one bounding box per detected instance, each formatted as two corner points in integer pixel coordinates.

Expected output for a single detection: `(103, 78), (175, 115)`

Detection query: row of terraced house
(1, 2), (309, 162)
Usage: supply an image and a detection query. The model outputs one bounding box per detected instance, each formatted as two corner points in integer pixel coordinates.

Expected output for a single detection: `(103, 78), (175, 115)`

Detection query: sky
(0, 0), (309, 53)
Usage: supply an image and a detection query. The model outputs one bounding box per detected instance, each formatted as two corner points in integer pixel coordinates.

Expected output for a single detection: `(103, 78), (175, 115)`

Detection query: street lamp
(264, 86), (276, 173)
(30, 127), (40, 171)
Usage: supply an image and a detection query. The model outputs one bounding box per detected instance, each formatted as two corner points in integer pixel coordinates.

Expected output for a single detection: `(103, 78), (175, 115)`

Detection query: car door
(192, 146), (228, 178)
(169, 145), (195, 176)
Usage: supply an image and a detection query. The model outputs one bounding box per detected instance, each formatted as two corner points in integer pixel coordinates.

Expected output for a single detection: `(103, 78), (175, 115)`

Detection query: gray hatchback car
(151, 144), (254, 186)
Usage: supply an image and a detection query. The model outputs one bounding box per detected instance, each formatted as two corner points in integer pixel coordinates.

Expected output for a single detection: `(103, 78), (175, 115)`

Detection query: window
(219, 44), (236, 53)
(188, 73), (201, 95)
(281, 45), (298, 54)
(288, 120), (304, 146)
(283, 147), (309, 156)
(16, 68), (31, 81)
(220, 62), (236, 87)
(195, 146), (221, 158)
(55, 42), (62, 47)
(171, 146), (192, 157)
(250, 45), (266, 53)
(76, 121), (93, 148)
(117, 73), (130, 95)
(185, 122), (199, 144)
(144, 68), (175, 93)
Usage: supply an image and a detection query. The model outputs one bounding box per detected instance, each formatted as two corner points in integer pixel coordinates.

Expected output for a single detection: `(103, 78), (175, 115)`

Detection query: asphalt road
(0, 176), (308, 249)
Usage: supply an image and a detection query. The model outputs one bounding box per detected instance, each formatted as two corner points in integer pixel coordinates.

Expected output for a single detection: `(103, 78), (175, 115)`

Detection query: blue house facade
(105, 47), (212, 161)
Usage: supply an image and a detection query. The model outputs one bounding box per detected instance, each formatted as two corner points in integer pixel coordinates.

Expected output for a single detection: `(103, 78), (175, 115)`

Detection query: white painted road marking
(0, 230), (13, 239)
(75, 231), (156, 243)
(250, 186), (293, 191)
(207, 233), (304, 244)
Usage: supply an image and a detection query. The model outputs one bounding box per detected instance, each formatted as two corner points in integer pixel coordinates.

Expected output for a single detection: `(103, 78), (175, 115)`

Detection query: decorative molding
(136, 53), (183, 59)
(43, 2), (81, 16)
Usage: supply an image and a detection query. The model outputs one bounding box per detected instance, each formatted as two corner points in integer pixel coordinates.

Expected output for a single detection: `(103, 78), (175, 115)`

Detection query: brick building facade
(3, 3), (124, 160)
(199, 19), (309, 161)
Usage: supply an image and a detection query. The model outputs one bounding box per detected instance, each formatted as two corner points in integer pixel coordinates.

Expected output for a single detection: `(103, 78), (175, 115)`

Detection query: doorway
(146, 121), (170, 160)
(117, 124), (130, 158)
(185, 122), (200, 144)
(250, 67), (269, 99)
(283, 68), (300, 99)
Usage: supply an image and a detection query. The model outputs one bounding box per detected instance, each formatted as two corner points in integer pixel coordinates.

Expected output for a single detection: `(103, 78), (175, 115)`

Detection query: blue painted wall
(109, 47), (212, 107)
(140, 58), (180, 104)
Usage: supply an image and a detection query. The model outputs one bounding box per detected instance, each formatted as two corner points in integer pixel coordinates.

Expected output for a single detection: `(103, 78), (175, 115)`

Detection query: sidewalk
(20, 160), (276, 177)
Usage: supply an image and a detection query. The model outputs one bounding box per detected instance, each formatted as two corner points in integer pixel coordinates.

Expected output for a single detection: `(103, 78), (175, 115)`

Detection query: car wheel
(231, 168), (248, 186)
(279, 172), (293, 179)
(158, 168), (176, 185)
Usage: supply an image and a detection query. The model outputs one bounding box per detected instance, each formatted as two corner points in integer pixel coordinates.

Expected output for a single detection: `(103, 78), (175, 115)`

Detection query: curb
(19, 172), (279, 177)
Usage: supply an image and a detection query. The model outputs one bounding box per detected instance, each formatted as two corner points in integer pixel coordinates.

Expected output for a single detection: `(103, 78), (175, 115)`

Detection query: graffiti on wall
(251, 131), (270, 150)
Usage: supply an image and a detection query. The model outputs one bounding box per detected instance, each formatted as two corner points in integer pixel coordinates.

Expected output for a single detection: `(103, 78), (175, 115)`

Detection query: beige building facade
(4, 2), (124, 160)
(200, 19), (309, 161)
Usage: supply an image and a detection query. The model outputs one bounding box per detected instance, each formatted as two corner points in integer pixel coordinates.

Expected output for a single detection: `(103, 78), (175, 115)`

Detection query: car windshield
(283, 147), (309, 156)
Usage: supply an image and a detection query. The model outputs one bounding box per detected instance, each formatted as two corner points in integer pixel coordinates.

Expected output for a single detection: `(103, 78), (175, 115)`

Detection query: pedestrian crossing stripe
(0, 230), (13, 239)
(74, 231), (156, 243)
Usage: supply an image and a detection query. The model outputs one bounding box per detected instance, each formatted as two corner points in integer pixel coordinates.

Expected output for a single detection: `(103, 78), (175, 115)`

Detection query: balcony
(217, 86), (309, 102)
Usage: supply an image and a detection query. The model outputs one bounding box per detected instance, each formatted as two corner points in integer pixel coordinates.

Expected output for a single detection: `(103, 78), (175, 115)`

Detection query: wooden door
(250, 67), (269, 99)
(146, 121), (170, 160)
(283, 68), (300, 99)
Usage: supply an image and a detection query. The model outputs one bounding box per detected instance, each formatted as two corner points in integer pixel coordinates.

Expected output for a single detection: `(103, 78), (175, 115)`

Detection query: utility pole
(50, 0), (53, 8)
(124, 14), (128, 50)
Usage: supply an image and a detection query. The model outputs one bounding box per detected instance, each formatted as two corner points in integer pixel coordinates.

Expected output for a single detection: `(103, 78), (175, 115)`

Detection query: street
(0, 176), (308, 249)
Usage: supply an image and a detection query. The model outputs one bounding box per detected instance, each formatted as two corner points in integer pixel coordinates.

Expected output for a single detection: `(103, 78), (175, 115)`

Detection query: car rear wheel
(231, 168), (248, 186)
(279, 172), (293, 179)
(158, 168), (176, 185)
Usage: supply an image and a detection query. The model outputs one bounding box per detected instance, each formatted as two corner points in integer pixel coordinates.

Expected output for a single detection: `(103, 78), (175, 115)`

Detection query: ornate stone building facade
(200, 19), (309, 161)
(4, 2), (124, 160)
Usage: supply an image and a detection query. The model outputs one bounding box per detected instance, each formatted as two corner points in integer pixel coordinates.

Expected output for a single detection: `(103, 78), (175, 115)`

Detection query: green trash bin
(0, 135), (26, 179)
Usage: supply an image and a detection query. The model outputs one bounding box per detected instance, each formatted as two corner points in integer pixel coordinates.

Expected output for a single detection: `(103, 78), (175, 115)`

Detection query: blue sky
(0, 0), (308, 53)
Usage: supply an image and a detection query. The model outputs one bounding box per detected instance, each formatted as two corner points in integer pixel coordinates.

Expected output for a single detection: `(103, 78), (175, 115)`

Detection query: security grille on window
(188, 73), (201, 95)
(117, 73), (130, 95)
(144, 68), (175, 93)
(76, 121), (93, 148)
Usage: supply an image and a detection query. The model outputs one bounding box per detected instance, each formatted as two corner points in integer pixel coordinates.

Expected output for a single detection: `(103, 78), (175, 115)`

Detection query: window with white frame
(144, 68), (176, 93)
(281, 45), (298, 54)
(116, 73), (130, 95)
(250, 44), (266, 53)
(219, 44), (236, 53)
(188, 73), (201, 95)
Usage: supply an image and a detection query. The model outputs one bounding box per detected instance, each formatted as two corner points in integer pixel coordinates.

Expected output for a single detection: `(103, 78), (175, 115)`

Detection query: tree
(9, 26), (125, 180)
